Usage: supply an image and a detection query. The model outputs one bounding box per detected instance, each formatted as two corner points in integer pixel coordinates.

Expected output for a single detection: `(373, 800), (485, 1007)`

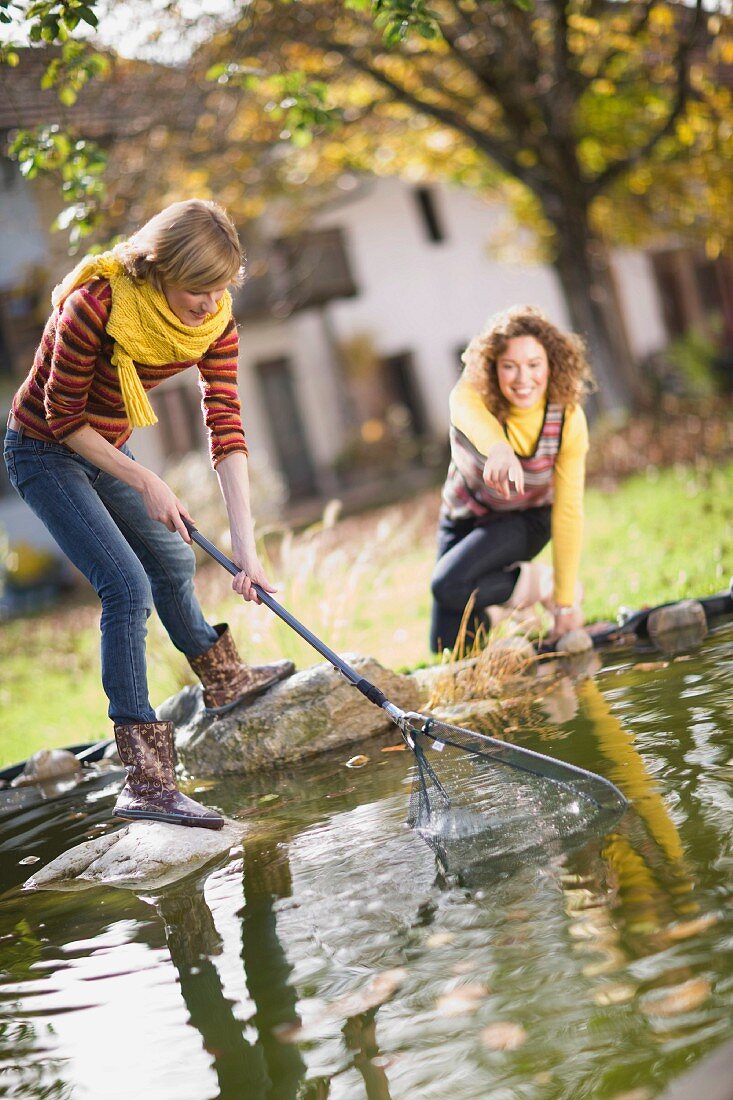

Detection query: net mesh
(403, 713), (626, 876)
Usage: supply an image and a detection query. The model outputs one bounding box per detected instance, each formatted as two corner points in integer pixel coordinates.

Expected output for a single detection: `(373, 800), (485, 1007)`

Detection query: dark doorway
(255, 357), (318, 500)
(380, 351), (428, 437)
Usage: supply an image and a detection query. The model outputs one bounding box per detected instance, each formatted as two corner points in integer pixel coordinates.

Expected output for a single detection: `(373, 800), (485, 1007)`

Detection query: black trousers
(429, 506), (552, 653)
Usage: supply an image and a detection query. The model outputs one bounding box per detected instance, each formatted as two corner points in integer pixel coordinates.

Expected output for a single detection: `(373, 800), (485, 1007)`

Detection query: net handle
(185, 521), (393, 712)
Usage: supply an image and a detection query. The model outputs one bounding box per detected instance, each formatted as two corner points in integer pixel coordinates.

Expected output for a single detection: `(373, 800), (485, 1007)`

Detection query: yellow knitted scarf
(52, 250), (233, 428)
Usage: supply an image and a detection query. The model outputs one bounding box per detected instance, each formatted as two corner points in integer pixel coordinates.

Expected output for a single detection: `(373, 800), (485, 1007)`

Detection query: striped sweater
(445, 377), (589, 606)
(11, 279), (248, 467)
(443, 402), (565, 517)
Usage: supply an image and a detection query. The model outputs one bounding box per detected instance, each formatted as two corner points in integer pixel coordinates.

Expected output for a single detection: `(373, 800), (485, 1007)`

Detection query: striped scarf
(52, 250), (233, 428)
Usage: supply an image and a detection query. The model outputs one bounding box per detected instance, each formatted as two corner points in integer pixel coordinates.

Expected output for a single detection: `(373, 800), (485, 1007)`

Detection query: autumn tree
(194, 0), (733, 411)
(4, 0), (733, 410)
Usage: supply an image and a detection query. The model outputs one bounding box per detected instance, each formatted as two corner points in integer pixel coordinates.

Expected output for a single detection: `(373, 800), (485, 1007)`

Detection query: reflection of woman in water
(431, 306), (594, 653)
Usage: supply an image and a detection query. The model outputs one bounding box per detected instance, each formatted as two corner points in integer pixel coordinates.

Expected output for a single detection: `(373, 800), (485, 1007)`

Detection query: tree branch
(322, 36), (543, 187)
(591, 0), (705, 193)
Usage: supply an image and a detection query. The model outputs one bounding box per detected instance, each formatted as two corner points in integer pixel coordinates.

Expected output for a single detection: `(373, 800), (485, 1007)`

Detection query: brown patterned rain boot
(114, 720), (224, 830)
(188, 623), (295, 715)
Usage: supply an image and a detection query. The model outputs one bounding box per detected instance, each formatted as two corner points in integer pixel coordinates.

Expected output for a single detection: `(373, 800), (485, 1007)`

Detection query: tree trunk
(551, 215), (641, 415)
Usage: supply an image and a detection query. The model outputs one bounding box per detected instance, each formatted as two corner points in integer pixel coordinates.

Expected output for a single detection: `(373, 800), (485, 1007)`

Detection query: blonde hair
(117, 199), (244, 292)
(462, 305), (595, 420)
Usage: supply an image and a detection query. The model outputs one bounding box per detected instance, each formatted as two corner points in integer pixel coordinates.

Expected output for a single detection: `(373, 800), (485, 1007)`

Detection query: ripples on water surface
(0, 622), (731, 1099)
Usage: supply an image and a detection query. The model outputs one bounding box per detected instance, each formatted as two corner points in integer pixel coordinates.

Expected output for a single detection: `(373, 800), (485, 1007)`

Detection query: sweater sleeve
(44, 284), (110, 440)
(551, 405), (589, 606)
(197, 317), (248, 468)
(449, 376), (506, 455)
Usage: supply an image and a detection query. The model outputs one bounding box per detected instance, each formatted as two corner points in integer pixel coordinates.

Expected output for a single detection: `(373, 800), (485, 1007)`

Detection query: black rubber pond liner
(537, 585), (733, 654)
(186, 522), (628, 873)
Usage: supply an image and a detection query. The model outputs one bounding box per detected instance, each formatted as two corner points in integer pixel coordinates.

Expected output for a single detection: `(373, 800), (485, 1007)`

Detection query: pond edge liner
(537, 587), (733, 654)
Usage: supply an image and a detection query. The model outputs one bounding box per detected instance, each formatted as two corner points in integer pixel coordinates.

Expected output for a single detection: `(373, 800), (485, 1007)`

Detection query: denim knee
(166, 539), (197, 585)
(431, 564), (464, 608)
(98, 562), (153, 621)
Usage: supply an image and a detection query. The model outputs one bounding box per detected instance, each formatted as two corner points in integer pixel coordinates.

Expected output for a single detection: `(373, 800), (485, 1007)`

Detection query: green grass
(1, 458), (731, 768)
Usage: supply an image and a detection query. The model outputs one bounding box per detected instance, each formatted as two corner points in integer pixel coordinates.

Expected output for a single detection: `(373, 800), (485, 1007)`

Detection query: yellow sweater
(450, 377), (588, 606)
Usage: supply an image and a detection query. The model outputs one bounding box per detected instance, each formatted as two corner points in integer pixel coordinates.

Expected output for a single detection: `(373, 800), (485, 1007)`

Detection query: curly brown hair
(461, 306), (595, 421)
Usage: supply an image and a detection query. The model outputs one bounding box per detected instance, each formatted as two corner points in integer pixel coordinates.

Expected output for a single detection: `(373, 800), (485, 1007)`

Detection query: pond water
(1, 623), (732, 1100)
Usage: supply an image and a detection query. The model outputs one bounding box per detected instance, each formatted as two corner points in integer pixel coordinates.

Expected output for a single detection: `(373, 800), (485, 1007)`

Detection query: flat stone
(24, 818), (245, 892)
(658, 1038), (733, 1100)
(647, 599), (707, 654)
(11, 748), (82, 787)
(175, 655), (420, 777)
(555, 628), (594, 655)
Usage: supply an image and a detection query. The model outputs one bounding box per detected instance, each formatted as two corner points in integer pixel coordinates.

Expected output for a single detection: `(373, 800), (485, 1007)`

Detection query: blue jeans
(430, 507), (552, 652)
(3, 427), (218, 724)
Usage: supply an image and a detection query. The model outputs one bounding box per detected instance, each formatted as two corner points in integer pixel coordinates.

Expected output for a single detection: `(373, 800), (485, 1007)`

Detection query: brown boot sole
(205, 668), (290, 716)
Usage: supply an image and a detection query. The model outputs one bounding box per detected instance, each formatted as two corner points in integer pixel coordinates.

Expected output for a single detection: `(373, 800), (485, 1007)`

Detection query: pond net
(403, 714), (627, 876)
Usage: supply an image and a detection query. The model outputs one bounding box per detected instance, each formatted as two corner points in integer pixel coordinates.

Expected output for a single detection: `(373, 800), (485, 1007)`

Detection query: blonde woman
(430, 306), (594, 653)
(4, 200), (293, 830)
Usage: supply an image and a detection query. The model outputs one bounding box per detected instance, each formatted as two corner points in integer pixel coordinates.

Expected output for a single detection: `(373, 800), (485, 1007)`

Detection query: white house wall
(236, 314), (342, 480)
(1, 172), (670, 553)
(313, 177), (571, 438)
(612, 249), (668, 359)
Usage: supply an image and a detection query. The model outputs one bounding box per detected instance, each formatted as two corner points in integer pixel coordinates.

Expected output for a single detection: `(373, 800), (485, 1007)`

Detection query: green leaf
(78, 5), (98, 28)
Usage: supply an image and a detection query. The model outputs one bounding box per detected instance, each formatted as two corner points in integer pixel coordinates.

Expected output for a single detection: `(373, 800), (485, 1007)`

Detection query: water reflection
(156, 883), (273, 1097)
(0, 624), (731, 1099)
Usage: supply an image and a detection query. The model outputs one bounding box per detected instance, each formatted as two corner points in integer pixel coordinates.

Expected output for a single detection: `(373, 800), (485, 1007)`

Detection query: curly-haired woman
(4, 199), (294, 829)
(430, 305), (594, 654)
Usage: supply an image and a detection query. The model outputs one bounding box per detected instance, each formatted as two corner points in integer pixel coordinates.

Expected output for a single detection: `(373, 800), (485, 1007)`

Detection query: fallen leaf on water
(19, 856), (40, 866)
(635, 662), (669, 672)
(480, 1022), (528, 1050)
(640, 977), (711, 1017)
(325, 968), (408, 1018)
(381, 744), (406, 753)
(436, 983), (488, 1017)
(662, 914), (719, 943)
(259, 793), (279, 803)
(426, 932), (455, 948)
(593, 983), (636, 1006)
(345, 755), (369, 768)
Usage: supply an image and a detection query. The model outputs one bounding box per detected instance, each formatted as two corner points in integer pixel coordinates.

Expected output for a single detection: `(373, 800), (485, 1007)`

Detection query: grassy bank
(1, 458), (731, 768)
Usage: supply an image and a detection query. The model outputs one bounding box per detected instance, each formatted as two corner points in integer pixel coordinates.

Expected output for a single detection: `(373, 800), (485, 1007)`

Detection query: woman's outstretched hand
(483, 442), (524, 499)
(549, 604), (585, 641)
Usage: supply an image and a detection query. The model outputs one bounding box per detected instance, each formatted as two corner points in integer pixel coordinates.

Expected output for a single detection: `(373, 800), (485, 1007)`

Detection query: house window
(380, 350), (428, 437)
(414, 186), (445, 243)
(255, 357), (318, 500)
(274, 227), (358, 313)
